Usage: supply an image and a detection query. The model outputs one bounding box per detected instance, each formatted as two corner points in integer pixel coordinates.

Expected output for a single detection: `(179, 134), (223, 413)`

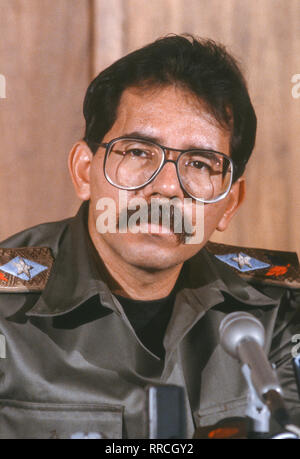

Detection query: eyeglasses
(92, 136), (234, 203)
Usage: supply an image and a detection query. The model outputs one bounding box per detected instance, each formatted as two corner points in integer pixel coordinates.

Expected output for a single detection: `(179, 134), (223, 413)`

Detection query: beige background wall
(0, 0), (299, 255)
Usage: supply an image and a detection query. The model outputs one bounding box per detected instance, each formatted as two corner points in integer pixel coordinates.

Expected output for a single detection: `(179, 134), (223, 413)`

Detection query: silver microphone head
(219, 311), (265, 359)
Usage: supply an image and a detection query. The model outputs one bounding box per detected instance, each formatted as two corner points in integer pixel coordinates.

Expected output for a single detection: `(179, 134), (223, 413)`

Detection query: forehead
(104, 85), (231, 153)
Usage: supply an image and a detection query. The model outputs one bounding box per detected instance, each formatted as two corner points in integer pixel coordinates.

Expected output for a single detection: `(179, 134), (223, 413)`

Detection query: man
(0, 35), (299, 439)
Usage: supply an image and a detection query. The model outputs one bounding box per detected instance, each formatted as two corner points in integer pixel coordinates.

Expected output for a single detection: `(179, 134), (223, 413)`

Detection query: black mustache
(117, 202), (194, 243)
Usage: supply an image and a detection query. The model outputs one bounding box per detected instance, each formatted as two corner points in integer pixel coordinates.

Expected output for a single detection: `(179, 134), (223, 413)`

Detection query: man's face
(84, 85), (243, 271)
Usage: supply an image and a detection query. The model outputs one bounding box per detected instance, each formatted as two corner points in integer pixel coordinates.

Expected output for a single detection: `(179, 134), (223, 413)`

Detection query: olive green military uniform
(0, 203), (299, 439)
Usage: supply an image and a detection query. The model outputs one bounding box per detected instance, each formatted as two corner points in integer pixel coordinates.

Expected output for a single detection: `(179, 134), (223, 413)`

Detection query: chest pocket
(0, 400), (123, 439)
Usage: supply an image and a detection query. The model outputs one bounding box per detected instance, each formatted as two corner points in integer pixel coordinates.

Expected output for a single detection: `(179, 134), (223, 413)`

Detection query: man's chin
(125, 254), (183, 272)
(112, 235), (200, 271)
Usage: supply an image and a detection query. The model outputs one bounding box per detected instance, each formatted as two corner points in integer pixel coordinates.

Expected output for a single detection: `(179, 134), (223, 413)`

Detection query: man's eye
(126, 149), (149, 158)
(186, 160), (212, 171)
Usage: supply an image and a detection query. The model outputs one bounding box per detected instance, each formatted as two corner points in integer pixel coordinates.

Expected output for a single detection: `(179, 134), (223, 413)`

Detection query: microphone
(219, 312), (290, 429)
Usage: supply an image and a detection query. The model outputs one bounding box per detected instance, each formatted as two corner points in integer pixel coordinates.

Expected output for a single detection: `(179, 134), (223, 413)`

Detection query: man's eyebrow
(121, 131), (162, 144)
(121, 131), (220, 152)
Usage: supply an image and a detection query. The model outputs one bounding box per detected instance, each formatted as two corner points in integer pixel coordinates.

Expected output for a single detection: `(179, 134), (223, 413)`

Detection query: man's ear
(216, 177), (246, 232)
(68, 141), (93, 201)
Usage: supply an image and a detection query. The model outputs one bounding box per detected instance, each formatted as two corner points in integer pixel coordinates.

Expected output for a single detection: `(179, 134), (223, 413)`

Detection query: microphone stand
(242, 364), (271, 438)
(241, 364), (299, 439)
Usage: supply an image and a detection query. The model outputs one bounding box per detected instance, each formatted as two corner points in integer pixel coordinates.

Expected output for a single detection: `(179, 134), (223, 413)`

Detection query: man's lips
(133, 222), (176, 235)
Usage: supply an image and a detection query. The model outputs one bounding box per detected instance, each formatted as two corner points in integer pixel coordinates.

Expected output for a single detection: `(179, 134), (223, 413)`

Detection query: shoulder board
(205, 241), (300, 289)
(0, 247), (54, 293)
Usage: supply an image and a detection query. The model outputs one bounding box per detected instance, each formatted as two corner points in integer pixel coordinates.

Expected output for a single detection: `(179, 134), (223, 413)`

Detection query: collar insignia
(1, 256), (47, 281)
(215, 252), (270, 272)
(206, 241), (300, 289)
(0, 247), (54, 292)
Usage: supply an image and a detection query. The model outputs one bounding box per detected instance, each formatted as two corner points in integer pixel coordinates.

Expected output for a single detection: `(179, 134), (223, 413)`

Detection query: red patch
(266, 264), (291, 277)
(208, 427), (240, 439)
(0, 272), (8, 282)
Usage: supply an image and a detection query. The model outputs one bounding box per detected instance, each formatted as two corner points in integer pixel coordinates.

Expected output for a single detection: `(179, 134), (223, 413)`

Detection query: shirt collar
(27, 202), (117, 317)
(162, 246), (282, 353)
(27, 202), (281, 319)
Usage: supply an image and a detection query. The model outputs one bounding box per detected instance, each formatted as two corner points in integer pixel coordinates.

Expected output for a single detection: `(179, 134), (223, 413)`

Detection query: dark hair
(83, 34), (257, 181)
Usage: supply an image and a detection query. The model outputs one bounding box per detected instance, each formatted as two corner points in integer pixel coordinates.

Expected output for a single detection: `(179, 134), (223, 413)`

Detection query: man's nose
(142, 160), (184, 200)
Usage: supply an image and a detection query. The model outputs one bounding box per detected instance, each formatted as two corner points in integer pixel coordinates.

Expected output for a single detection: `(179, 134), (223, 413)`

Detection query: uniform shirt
(117, 294), (175, 360)
(0, 202), (299, 439)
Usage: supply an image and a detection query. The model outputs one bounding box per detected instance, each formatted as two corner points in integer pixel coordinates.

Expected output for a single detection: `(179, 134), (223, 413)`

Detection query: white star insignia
(232, 253), (253, 269)
(13, 258), (33, 280)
